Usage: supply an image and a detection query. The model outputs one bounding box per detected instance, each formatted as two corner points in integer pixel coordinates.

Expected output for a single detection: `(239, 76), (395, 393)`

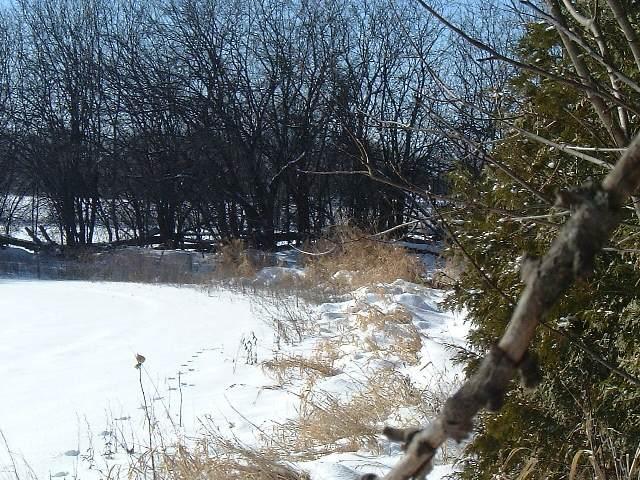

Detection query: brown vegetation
(269, 368), (424, 457)
(162, 436), (310, 480)
(301, 226), (425, 294)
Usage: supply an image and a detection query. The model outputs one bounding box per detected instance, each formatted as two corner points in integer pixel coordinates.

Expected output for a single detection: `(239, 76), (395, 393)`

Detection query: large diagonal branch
(360, 131), (640, 480)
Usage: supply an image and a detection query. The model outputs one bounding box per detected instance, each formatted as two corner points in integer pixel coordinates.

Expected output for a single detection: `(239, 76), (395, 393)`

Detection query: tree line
(0, 0), (507, 249)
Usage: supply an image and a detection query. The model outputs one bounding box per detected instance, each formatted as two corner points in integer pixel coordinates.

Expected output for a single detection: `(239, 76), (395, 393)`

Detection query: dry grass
(262, 332), (346, 388)
(354, 305), (412, 330)
(354, 305), (422, 365)
(269, 368), (424, 458)
(495, 427), (640, 480)
(301, 226), (424, 293)
(428, 252), (464, 289)
(566, 426), (640, 480)
(312, 338), (346, 366)
(215, 239), (266, 279)
(262, 354), (340, 387)
(252, 292), (317, 346)
(363, 324), (422, 365)
(162, 435), (310, 480)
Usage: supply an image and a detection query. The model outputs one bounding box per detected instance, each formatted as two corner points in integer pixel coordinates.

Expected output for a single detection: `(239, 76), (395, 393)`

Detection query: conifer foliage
(445, 3), (640, 478)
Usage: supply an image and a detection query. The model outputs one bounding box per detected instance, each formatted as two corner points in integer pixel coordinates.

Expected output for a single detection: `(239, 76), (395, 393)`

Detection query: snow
(0, 266), (466, 480)
(0, 281), (286, 478)
(253, 266), (305, 286)
(301, 453), (455, 479)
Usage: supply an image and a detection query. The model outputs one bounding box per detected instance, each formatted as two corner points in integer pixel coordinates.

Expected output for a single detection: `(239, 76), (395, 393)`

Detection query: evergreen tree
(446, 12), (640, 480)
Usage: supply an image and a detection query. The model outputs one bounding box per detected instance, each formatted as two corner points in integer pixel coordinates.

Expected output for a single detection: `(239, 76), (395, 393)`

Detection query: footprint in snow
(51, 472), (69, 478)
(63, 450), (79, 457)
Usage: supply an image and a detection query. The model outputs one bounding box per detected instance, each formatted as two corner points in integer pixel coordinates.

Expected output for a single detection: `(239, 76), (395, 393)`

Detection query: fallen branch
(38, 225), (57, 245)
(360, 131), (640, 480)
(24, 227), (43, 246)
(0, 233), (43, 251)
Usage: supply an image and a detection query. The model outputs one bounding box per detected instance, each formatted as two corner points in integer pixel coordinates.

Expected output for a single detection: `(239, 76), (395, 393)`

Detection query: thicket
(0, 0), (484, 250)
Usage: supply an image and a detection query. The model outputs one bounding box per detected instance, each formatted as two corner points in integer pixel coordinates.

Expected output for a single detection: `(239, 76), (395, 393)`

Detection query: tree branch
(413, 0), (640, 118)
(545, 0), (629, 147)
(605, 0), (640, 73)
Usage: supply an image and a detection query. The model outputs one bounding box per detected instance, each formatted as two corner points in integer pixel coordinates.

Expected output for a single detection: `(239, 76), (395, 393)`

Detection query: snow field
(0, 268), (466, 480)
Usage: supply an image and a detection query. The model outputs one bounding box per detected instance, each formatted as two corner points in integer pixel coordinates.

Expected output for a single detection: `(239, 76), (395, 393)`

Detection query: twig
(509, 211), (570, 221)
(137, 364), (157, 480)
(269, 152), (306, 186)
(0, 429), (21, 480)
(178, 370), (183, 428)
(288, 243), (337, 256)
(369, 220), (420, 238)
(555, 146), (627, 152)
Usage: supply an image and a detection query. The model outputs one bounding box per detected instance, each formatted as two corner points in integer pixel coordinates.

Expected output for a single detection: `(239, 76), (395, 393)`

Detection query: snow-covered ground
(0, 268), (467, 480)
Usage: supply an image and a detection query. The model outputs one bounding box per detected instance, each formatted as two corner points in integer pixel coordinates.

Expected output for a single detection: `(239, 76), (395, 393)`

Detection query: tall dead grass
(268, 368), (424, 458)
(251, 291), (317, 346)
(215, 239), (267, 280)
(301, 226), (424, 293)
(355, 306), (422, 365)
(495, 423), (640, 480)
(428, 250), (465, 289)
(162, 435), (310, 480)
(262, 353), (340, 387)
